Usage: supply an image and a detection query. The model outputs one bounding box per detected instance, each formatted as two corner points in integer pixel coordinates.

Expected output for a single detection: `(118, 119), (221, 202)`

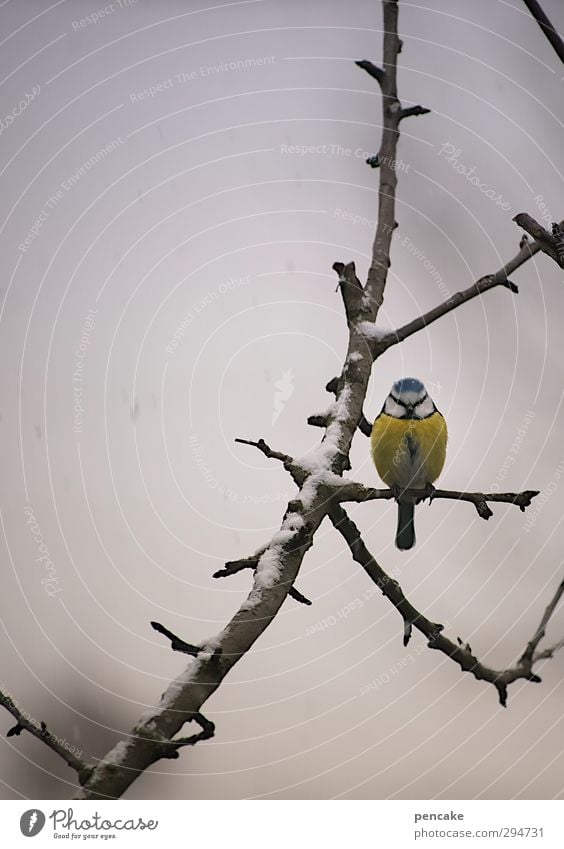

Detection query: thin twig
(69, 0), (551, 800)
(398, 104), (431, 120)
(234, 438), (293, 465)
(520, 579), (564, 664)
(375, 217), (564, 351)
(150, 622), (202, 657)
(355, 59), (384, 84)
(0, 689), (92, 784)
(234, 436), (540, 520)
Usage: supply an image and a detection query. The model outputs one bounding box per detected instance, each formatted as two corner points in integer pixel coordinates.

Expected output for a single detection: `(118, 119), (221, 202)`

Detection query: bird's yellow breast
(371, 412), (447, 488)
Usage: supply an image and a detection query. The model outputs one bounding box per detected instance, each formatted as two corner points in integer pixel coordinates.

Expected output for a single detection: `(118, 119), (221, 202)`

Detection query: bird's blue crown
(392, 377), (425, 396)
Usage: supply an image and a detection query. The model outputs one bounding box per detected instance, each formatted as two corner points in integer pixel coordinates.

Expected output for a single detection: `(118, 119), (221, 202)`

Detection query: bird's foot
(423, 482), (436, 504)
(389, 483), (403, 503)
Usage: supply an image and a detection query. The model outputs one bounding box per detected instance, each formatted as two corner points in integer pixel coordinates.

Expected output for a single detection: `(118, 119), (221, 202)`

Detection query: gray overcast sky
(1, 0), (563, 800)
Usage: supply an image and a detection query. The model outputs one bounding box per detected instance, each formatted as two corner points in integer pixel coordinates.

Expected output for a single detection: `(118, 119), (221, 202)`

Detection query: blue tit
(371, 377), (447, 550)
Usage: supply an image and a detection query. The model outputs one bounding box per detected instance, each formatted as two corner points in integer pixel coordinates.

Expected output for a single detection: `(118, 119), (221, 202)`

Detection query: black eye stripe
(390, 393), (406, 407)
(390, 392), (428, 408)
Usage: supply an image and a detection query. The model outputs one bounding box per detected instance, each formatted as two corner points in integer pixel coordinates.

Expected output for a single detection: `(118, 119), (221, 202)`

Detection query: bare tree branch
(374, 217), (564, 352)
(357, 413), (373, 437)
(76, 505), (319, 799)
(377, 272), (519, 352)
(520, 578), (564, 665)
(150, 622), (202, 657)
(329, 505), (564, 706)
(0, 689), (93, 785)
(513, 213), (564, 268)
(355, 59), (384, 85)
(233, 437), (293, 466)
(335, 482), (540, 518)
(2, 0), (532, 801)
(364, 0), (404, 310)
(398, 104), (431, 120)
(522, 0), (564, 65)
(74, 3), (406, 799)
(232, 437), (540, 522)
(158, 714), (216, 758)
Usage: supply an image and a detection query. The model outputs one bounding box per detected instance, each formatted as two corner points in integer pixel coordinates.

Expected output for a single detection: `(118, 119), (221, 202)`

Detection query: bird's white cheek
(384, 399), (405, 418)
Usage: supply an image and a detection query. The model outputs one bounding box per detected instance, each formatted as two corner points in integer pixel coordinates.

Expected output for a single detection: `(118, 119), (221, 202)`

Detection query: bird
(371, 377), (447, 550)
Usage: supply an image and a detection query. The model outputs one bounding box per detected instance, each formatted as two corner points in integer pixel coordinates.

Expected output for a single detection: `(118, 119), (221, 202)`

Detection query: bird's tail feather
(396, 501), (415, 550)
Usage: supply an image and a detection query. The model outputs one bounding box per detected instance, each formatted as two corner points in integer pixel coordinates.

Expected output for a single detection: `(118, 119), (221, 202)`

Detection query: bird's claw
(424, 482), (436, 504)
(390, 483), (403, 503)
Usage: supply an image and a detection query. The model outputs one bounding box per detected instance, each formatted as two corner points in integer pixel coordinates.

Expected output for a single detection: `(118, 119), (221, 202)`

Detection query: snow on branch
(64, 0), (554, 801)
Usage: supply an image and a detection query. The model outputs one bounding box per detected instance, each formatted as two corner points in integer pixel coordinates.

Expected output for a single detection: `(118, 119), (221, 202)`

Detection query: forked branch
(329, 505), (564, 706)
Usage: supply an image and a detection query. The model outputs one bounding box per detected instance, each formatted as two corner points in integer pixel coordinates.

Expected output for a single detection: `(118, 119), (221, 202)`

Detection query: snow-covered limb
(0, 688), (92, 785)
(74, 0), (510, 800)
(329, 504), (564, 707)
(75, 491), (325, 799)
(213, 547), (312, 605)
